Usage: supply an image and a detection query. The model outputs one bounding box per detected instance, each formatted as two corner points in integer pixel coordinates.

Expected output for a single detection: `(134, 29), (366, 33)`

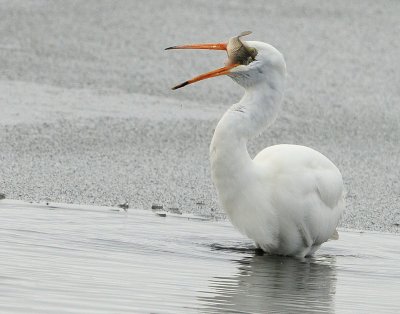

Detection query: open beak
(165, 42), (239, 90)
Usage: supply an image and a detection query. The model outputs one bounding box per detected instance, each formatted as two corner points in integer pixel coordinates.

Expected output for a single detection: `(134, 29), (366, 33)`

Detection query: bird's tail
(329, 229), (339, 240)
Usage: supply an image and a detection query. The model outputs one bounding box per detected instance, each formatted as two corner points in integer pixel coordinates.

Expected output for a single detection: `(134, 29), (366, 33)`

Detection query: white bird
(167, 32), (344, 257)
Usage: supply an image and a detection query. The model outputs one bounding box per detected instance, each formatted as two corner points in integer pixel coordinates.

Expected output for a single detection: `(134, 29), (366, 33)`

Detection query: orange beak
(165, 43), (227, 51)
(165, 42), (239, 90)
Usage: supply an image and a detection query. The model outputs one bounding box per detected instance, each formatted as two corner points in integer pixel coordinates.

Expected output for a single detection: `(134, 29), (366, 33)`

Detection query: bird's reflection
(200, 249), (337, 313)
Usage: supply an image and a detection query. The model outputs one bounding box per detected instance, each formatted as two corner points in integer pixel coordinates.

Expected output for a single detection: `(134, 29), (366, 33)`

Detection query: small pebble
(168, 207), (182, 214)
(118, 202), (129, 210)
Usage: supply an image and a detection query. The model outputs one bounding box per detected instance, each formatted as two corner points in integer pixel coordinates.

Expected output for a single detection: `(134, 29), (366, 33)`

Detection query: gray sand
(0, 0), (399, 232)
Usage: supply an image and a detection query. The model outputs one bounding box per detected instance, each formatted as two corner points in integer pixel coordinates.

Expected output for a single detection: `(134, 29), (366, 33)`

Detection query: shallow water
(0, 200), (399, 313)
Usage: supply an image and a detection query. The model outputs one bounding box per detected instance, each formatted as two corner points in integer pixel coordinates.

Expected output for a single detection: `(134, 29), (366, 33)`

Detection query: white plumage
(169, 35), (344, 257)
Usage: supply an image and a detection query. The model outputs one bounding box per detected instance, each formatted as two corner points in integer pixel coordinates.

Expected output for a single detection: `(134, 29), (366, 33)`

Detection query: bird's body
(168, 34), (344, 257)
(211, 141), (344, 257)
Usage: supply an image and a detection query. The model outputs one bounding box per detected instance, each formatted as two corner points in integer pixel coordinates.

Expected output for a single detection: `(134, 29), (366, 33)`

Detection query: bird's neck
(210, 79), (284, 191)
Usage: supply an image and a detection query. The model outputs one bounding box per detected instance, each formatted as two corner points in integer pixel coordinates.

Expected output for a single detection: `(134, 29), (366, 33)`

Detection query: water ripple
(0, 200), (399, 313)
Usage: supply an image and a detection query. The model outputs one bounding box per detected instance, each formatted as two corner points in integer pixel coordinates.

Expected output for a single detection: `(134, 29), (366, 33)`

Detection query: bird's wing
(311, 169), (345, 244)
(255, 144), (345, 245)
(315, 169), (344, 210)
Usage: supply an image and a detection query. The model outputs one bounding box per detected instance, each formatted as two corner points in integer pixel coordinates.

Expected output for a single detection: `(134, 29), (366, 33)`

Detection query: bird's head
(166, 31), (286, 90)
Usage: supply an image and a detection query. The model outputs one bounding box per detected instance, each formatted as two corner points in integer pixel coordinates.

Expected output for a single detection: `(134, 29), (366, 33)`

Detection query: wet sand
(0, 1), (399, 232)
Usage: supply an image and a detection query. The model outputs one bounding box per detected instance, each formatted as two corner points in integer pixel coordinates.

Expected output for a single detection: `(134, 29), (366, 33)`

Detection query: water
(0, 200), (399, 313)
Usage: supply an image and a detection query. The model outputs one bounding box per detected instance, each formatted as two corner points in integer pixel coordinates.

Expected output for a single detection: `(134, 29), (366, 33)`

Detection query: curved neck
(210, 79), (284, 190)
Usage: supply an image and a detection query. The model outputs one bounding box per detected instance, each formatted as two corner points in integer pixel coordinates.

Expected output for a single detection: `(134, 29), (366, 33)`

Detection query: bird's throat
(209, 82), (284, 202)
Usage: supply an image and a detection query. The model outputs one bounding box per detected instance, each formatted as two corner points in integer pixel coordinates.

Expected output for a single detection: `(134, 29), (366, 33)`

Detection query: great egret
(167, 32), (344, 257)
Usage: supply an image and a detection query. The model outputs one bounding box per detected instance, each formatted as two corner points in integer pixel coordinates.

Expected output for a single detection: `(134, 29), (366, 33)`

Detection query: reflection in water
(201, 253), (337, 313)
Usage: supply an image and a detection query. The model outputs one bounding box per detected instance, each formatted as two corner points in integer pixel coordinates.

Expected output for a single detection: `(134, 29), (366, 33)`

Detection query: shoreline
(1, 1), (399, 233)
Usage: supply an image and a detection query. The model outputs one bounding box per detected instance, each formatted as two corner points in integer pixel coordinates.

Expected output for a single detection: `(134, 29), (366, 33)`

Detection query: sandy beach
(0, 0), (399, 232)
